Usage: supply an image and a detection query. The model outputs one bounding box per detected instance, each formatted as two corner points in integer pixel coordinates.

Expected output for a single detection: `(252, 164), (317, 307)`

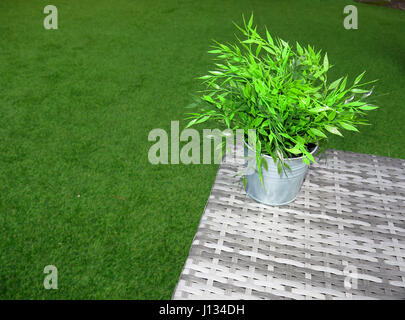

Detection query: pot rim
(243, 139), (319, 161)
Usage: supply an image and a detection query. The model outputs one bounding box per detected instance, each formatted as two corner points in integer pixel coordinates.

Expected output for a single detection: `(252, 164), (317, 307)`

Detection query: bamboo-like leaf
(242, 176), (247, 189)
(296, 42), (303, 56)
(323, 53), (329, 71)
(324, 125), (343, 136)
(354, 71), (366, 85)
(358, 105), (378, 110)
(309, 106), (330, 113)
(248, 13), (254, 29)
(263, 46), (275, 55)
(186, 118), (197, 128)
(256, 43), (262, 56)
(339, 121), (359, 132)
(328, 77), (342, 91)
(208, 70), (223, 75)
(287, 146), (302, 155)
(195, 115), (210, 124)
(265, 29), (274, 47)
(203, 95), (214, 103)
(262, 158), (268, 171)
(310, 128), (327, 138)
(351, 88), (369, 94)
(207, 49), (221, 54)
(327, 110), (336, 121)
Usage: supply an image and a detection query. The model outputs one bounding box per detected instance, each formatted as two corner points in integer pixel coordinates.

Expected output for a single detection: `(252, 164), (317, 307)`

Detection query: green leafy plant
(186, 14), (378, 183)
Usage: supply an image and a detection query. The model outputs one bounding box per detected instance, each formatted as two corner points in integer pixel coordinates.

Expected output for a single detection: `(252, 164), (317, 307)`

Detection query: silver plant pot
(244, 141), (318, 206)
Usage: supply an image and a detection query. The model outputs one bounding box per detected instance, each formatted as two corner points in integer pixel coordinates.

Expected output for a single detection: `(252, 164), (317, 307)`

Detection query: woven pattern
(173, 149), (405, 300)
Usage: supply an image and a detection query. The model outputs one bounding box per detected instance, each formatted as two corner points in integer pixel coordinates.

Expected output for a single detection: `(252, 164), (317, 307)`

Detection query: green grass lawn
(0, 0), (404, 299)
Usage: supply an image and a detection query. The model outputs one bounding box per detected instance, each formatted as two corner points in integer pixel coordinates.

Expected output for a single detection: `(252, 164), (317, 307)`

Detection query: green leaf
(263, 46), (275, 55)
(256, 43), (262, 56)
(287, 146), (302, 155)
(310, 128), (327, 138)
(266, 29), (274, 46)
(296, 42), (303, 56)
(248, 13), (254, 29)
(328, 78), (342, 91)
(323, 53), (329, 71)
(262, 158), (268, 171)
(344, 101), (366, 107)
(327, 110), (336, 121)
(339, 121), (359, 132)
(208, 70), (223, 75)
(277, 161), (283, 174)
(358, 105), (378, 111)
(186, 118), (197, 128)
(195, 115), (210, 125)
(324, 125), (343, 136)
(339, 77), (347, 92)
(309, 106), (330, 113)
(305, 152), (315, 162)
(354, 71), (365, 85)
(203, 95), (214, 103)
(253, 117), (263, 127)
(351, 88), (369, 94)
(242, 39), (257, 44)
(224, 117), (230, 128)
(242, 176), (247, 189)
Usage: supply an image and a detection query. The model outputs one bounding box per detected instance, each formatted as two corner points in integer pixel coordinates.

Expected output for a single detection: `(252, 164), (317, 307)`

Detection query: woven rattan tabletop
(173, 149), (405, 300)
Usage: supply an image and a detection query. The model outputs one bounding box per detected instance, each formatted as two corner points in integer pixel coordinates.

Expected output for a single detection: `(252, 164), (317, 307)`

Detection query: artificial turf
(0, 0), (404, 299)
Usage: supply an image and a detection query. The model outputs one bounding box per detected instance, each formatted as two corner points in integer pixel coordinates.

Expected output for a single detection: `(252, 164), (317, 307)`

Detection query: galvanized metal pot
(244, 141), (318, 206)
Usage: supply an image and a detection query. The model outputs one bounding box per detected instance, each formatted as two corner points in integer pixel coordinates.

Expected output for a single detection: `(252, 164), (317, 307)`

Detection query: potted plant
(186, 15), (378, 206)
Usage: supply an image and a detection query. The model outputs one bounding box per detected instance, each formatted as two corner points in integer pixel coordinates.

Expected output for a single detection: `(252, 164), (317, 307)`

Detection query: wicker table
(173, 149), (405, 300)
